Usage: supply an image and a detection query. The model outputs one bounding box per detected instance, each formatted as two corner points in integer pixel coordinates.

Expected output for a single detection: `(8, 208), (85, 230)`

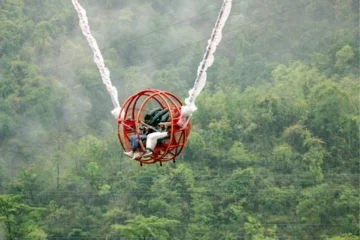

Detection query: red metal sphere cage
(117, 89), (191, 166)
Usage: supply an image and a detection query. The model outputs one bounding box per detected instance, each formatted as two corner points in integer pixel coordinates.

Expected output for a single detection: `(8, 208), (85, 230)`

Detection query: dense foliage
(0, 0), (359, 239)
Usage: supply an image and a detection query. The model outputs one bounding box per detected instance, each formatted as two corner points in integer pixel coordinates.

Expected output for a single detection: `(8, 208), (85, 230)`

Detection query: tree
(281, 124), (325, 183)
(0, 195), (45, 240)
(335, 45), (355, 72)
(185, 193), (215, 240)
(327, 234), (360, 240)
(296, 184), (359, 238)
(307, 81), (354, 170)
(109, 215), (179, 240)
(244, 216), (276, 240)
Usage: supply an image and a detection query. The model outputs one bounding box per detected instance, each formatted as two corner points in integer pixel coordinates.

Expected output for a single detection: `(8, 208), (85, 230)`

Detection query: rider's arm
(158, 122), (171, 127)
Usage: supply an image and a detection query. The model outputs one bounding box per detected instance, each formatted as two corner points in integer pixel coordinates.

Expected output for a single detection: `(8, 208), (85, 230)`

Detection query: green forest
(0, 0), (359, 239)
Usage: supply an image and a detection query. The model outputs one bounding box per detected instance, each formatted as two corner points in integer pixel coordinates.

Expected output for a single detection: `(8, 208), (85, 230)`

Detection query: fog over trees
(0, 0), (359, 239)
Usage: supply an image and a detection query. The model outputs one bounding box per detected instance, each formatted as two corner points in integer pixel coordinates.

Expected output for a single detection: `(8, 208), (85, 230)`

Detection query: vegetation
(0, 0), (358, 239)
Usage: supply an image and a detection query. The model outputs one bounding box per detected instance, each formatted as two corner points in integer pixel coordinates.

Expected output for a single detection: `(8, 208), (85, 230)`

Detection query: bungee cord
(179, 0), (233, 126)
(72, 0), (121, 119)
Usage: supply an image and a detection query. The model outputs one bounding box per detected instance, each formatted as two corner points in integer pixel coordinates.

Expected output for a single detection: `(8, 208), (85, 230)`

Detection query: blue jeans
(130, 134), (147, 152)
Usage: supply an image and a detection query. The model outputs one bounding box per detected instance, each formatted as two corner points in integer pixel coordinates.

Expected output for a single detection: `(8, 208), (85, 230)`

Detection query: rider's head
(144, 114), (151, 124)
(170, 106), (180, 117)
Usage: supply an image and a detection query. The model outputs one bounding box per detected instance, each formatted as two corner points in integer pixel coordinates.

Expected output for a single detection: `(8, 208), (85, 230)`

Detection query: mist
(0, 0), (358, 238)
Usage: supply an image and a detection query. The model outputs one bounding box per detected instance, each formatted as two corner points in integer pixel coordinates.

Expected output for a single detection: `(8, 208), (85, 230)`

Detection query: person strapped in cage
(142, 106), (186, 158)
